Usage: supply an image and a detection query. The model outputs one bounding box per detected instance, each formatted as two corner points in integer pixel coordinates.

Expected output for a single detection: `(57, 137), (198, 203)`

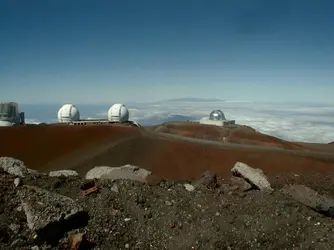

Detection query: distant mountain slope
(151, 121), (310, 151)
(330, 142), (334, 144)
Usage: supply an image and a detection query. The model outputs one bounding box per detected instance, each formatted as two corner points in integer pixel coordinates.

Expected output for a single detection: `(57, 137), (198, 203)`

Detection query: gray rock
(110, 183), (119, 193)
(85, 165), (152, 183)
(282, 184), (334, 217)
(184, 183), (195, 192)
(231, 162), (272, 191)
(230, 176), (252, 192)
(49, 170), (78, 177)
(0, 157), (29, 177)
(192, 171), (217, 187)
(14, 178), (21, 187)
(17, 185), (87, 244)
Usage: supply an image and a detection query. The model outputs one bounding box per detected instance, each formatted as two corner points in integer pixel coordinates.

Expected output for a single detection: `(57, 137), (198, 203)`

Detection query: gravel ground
(1, 169), (334, 250)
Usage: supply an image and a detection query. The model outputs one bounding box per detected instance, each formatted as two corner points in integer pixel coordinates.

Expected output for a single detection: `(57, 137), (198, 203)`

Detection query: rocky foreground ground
(0, 157), (334, 249)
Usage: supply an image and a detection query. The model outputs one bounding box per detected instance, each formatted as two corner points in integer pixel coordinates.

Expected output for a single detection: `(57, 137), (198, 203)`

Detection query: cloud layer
(22, 101), (334, 143)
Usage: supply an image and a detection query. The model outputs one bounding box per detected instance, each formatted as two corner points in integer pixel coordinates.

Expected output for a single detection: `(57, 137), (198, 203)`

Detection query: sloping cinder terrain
(1, 124), (334, 181)
(150, 122), (310, 150)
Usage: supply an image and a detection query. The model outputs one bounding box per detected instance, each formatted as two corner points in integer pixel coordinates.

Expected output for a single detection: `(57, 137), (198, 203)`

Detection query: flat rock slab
(17, 185), (87, 244)
(231, 162), (272, 191)
(282, 184), (334, 216)
(85, 165), (152, 183)
(49, 170), (79, 177)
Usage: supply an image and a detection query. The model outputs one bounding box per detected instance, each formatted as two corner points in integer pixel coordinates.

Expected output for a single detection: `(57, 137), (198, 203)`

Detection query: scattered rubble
(49, 170), (79, 177)
(231, 161), (273, 191)
(85, 164), (152, 183)
(0, 158), (334, 249)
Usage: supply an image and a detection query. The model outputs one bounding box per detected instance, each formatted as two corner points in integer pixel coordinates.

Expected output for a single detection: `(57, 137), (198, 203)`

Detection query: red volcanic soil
(151, 122), (309, 150)
(0, 124), (140, 170)
(1, 124), (334, 181)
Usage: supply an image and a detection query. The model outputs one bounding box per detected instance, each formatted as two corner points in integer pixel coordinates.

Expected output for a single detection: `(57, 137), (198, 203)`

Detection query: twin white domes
(57, 103), (129, 123)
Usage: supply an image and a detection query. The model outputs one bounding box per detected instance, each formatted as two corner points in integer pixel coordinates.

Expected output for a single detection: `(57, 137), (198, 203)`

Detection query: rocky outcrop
(17, 185), (87, 244)
(282, 185), (334, 217)
(85, 165), (152, 183)
(231, 162), (272, 191)
(49, 170), (79, 177)
(0, 157), (36, 177)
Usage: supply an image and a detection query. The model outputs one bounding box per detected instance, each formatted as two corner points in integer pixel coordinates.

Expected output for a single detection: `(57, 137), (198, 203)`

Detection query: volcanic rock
(49, 170), (79, 177)
(231, 162), (272, 191)
(17, 185), (87, 244)
(282, 184), (334, 217)
(85, 164), (152, 183)
(0, 157), (36, 177)
(230, 176), (252, 192)
(192, 171), (217, 188)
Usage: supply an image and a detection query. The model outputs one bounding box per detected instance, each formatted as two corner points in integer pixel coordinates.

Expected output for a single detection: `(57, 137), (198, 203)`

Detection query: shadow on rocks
(36, 211), (89, 246)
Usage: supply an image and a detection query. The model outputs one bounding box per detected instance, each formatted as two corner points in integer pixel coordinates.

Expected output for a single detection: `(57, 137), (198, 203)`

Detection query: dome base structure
(199, 117), (235, 127)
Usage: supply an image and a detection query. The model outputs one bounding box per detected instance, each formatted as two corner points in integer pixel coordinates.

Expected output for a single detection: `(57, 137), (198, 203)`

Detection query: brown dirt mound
(1, 125), (334, 181)
(75, 135), (334, 180)
(0, 124), (140, 170)
(152, 122), (309, 150)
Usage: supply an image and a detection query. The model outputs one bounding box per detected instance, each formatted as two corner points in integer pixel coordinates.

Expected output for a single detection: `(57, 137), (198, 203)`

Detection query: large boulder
(282, 184), (334, 217)
(49, 170), (79, 177)
(17, 185), (87, 244)
(85, 164), (152, 183)
(0, 157), (36, 177)
(231, 162), (272, 191)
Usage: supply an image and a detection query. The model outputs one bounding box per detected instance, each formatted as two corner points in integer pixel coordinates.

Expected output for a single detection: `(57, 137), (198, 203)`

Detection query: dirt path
(143, 129), (334, 160)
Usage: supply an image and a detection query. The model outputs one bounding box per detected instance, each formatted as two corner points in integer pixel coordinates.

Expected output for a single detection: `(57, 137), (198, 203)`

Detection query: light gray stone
(49, 170), (78, 177)
(231, 162), (272, 191)
(184, 183), (195, 192)
(0, 157), (29, 177)
(85, 165), (152, 183)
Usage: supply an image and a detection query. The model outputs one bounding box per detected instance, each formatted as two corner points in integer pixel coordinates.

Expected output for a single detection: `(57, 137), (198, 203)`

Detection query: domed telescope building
(108, 103), (129, 122)
(57, 104), (80, 123)
(0, 102), (25, 126)
(199, 109), (235, 127)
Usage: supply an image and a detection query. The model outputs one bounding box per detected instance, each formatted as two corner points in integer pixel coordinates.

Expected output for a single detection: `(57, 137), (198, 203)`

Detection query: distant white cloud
(127, 101), (334, 143)
(23, 101), (334, 143)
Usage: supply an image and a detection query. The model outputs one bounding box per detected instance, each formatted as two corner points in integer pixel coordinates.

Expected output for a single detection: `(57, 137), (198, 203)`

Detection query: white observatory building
(57, 104), (80, 123)
(199, 109), (235, 127)
(0, 102), (25, 126)
(108, 103), (129, 122)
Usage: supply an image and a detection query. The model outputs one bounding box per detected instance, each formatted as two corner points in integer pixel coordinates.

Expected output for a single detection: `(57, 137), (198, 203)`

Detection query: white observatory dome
(108, 104), (129, 122)
(209, 110), (225, 121)
(57, 104), (80, 123)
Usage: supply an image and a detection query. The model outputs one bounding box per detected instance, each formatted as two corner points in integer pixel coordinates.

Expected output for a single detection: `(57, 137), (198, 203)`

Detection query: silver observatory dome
(209, 110), (225, 121)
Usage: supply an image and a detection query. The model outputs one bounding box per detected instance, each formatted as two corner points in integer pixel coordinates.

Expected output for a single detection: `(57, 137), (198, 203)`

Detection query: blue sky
(1, 0), (333, 104)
